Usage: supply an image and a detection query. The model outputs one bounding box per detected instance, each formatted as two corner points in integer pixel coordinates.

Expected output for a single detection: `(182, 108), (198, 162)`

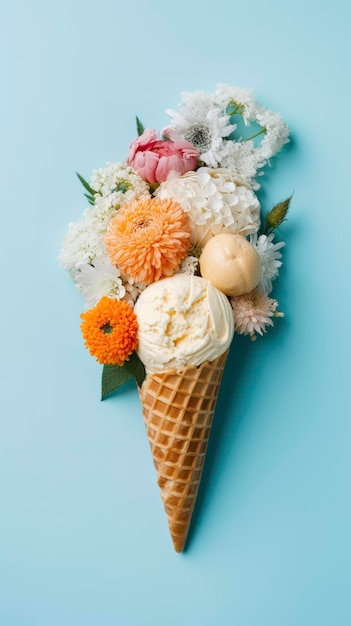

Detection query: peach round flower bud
(199, 233), (261, 296)
(127, 129), (199, 184)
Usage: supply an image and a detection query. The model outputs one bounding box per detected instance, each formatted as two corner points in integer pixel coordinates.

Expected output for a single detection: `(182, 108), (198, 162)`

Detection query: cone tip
(172, 534), (187, 553)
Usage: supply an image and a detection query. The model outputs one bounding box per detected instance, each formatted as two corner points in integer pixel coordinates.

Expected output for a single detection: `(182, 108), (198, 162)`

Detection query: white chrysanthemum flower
(250, 232), (285, 294)
(90, 161), (149, 199)
(230, 290), (282, 339)
(59, 215), (101, 277)
(156, 167), (260, 247)
(164, 107), (235, 168)
(177, 255), (199, 275)
(76, 255), (126, 308)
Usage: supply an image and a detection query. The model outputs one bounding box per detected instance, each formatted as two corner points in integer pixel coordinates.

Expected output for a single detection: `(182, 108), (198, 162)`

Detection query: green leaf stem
(84, 193), (95, 206)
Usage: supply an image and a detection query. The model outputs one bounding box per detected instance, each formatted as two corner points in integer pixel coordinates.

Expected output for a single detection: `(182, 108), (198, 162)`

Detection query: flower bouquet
(60, 84), (291, 552)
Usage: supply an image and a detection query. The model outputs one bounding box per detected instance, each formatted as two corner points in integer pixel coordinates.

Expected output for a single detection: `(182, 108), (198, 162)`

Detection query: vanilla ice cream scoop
(134, 274), (234, 374)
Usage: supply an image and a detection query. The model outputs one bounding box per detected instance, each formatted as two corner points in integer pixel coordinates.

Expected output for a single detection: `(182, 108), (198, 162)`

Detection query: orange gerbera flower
(104, 197), (191, 284)
(80, 296), (138, 365)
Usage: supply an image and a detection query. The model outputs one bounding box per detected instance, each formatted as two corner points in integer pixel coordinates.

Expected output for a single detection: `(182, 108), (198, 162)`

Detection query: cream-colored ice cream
(134, 274), (234, 374)
(199, 233), (261, 296)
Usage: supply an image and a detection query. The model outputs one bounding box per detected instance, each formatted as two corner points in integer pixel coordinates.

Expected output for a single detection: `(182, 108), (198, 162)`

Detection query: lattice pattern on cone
(138, 350), (229, 552)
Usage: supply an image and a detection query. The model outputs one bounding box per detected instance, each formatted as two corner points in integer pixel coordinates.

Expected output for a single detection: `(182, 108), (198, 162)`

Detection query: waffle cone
(138, 350), (229, 552)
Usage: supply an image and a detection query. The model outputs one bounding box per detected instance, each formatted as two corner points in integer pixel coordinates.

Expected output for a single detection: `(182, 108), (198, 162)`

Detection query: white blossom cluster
(164, 83), (289, 189)
(90, 161), (149, 199)
(60, 86), (289, 318)
(59, 162), (150, 307)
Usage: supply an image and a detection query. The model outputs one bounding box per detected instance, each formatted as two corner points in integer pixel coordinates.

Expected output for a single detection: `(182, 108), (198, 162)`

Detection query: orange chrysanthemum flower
(80, 296), (138, 365)
(104, 197), (191, 284)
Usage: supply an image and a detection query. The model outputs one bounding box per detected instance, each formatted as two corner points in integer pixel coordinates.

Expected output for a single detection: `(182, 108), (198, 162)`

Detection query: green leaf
(101, 363), (133, 400)
(84, 193), (95, 206)
(136, 116), (145, 136)
(76, 171), (98, 196)
(125, 351), (146, 387)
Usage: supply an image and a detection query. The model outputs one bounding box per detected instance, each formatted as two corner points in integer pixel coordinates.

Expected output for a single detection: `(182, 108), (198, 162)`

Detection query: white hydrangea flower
(156, 167), (260, 247)
(250, 232), (285, 294)
(76, 254), (126, 308)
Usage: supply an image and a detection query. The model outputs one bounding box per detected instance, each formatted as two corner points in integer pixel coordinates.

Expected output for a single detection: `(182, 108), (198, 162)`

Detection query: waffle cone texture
(138, 350), (229, 552)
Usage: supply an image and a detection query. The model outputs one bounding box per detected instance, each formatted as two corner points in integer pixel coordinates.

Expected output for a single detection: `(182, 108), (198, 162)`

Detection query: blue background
(1, 1), (350, 624)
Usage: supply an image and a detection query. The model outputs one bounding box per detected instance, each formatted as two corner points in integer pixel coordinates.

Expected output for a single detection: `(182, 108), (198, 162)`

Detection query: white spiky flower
(250, 232), (285, 294)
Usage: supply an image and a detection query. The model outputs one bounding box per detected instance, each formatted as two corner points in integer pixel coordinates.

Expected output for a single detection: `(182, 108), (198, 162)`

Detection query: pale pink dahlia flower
(230, 290), (283, 340)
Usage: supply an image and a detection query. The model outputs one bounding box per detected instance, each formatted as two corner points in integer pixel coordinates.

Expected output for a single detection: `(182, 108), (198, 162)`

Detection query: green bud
(265, 195), (292, 232)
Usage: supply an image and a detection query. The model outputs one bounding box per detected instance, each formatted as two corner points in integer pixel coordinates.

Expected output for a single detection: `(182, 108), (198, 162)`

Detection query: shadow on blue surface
(184, 334), (253, 553)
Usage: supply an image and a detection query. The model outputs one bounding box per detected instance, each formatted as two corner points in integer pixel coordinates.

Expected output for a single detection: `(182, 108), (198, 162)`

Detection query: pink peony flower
(127, 129), (199, 184)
